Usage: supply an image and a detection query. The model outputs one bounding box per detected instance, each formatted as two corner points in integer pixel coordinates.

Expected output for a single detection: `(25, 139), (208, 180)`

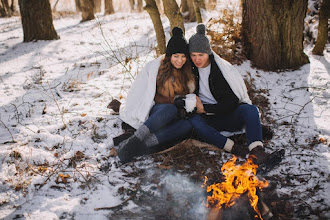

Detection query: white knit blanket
(120, 52), (251, 129)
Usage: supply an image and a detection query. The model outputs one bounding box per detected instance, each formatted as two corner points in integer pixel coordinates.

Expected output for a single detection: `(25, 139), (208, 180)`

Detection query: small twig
(0, 117), (16, 143)
(94, 196), (133, 211)
(288, 86), (325, 92)
(46, 81), (67, 128)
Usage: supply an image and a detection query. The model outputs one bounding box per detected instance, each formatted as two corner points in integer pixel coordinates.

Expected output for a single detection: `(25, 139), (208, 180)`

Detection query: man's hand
(196, 96), (206, 114)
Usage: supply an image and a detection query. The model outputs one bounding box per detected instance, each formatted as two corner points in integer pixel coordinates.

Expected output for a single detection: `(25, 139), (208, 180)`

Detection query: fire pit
(204, 156), (273, 220)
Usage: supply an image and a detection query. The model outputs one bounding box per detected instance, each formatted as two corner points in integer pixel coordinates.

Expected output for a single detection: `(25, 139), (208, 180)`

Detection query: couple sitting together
(117, 24), (280, 166)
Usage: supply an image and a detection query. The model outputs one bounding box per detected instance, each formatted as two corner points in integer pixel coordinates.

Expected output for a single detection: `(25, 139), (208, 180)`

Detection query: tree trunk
(80, 0), (94, 22)
(137, 0), (143, 12)
(199, 0), (205, 9)
(0, 0), (13, 17)
(312, 0), (330, 55)
(75, 0), (81, 12)
(105, 0), (114, 14)
(193, 0), (202, 23)
(129, 0), (134, 12)
(242, 0), (309, 71)
(163, 0), (184, 33)
(18, 0), (59, 42)
(144, 0), (166, 55)
(94, 0), (101, 13)
(181, 0), (196, 22)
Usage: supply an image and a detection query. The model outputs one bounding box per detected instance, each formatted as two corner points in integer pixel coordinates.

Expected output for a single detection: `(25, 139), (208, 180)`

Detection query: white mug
(185, 94), (197, 112)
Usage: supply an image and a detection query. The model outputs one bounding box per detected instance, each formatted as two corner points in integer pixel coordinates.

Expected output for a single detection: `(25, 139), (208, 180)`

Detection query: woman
(118, 27), (195, 163)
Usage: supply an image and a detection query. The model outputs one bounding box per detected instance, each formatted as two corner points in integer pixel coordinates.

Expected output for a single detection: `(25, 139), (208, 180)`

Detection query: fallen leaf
(109, 148), (117, 157)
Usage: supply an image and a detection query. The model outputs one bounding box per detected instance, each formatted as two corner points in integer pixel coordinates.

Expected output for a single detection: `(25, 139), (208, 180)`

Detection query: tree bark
(163, 0), (184, 33)
(105, 0), (114, 14)
(193, 0), (202, 23)
(181, 0), (196, 22)
(0, 0), (13, 17)
(137, 0), (143, 12)
(144, 0), (166, 55)
(18, 0), (59, 42)
(80, 0), (94, 22)
(312, 0), (330, 55)
(75, 0), (81, 12)
(242, 0), (309, 71)
(129, 0), (134, 12)
(94, 0), (101, 13)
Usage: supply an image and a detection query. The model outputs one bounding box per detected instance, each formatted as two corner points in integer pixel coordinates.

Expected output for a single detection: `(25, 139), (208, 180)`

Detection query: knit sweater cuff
(223, 139), (234, 152)
(248, 141), (263, 151)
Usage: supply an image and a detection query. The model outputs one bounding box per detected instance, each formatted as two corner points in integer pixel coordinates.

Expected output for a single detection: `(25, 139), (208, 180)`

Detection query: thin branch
(0, 117), (15, 143)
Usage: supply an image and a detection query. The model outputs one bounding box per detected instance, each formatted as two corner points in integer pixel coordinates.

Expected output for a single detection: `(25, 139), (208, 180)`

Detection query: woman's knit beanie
(189, 24), (212, 55)
(165, 27), (188, 56)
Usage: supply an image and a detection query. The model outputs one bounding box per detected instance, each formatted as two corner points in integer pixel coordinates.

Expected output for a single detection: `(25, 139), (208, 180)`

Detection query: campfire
(203, 156), (270, 220)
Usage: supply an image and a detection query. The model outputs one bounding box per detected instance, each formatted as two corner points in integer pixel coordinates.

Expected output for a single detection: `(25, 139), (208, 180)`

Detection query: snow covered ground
(0, 4), (329, 220)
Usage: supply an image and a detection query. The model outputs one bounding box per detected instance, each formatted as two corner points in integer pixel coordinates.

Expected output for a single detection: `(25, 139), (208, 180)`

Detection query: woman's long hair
(156, 55), (195, 95)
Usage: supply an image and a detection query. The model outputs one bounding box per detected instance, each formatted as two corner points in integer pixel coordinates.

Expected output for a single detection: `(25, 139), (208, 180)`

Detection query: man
(188, 24), (282, 166)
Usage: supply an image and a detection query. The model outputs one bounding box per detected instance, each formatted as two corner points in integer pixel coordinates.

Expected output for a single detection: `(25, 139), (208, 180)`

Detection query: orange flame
(203, 156), (268, 219)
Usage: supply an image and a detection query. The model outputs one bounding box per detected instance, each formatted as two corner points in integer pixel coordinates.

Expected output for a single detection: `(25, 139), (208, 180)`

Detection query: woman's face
(170, 53), (187, 69)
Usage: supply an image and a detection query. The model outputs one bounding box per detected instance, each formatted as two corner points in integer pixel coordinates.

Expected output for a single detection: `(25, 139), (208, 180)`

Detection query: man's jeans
(145, 104), (192, 145)
(189, 104), (262, 149)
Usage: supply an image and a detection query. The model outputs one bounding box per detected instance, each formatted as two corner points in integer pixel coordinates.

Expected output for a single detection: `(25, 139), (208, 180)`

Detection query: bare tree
(75, 0), (81, 12)
(144, 0), (166, 55)
(181, 0), (196, 22)
(163, 0), (184, 32)
(80, 0), (94, 22)
(137, 0), (143, 12)
(193, 0), (202, 23)
(129, 0), (134, 11)
(105, 0), (114, 14)
(312, 0), (330, 55)
(129, 0), (143, 12)
(0, 0), (14, 17)
(241, 0), (309, 71)
(18, 0), (59, 42)
(94, 0), (101, 13)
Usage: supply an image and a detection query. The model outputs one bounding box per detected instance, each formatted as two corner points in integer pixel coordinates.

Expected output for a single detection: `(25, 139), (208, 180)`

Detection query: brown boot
(248, 146), (270, 165)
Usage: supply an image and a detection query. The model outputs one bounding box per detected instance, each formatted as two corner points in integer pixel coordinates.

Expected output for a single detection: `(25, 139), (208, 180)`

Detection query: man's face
(190, 52), (210, 68)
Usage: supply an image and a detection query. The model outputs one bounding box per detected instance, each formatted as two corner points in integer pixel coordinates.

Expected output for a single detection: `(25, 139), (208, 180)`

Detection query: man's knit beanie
(189, 24), (212, 55)
(165, 27), (188, 57)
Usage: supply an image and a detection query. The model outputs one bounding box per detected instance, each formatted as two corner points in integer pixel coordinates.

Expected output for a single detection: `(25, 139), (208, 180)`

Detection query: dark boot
(117, 135), (147, 163)
(258, 149), (285, 174)
(249, 146), (285, 173)
(248, 146), (270, 165)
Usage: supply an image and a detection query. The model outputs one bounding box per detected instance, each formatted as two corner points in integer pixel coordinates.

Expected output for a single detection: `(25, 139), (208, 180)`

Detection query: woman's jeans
(144, 104), (192, 145)
(189, 104), (262, 149)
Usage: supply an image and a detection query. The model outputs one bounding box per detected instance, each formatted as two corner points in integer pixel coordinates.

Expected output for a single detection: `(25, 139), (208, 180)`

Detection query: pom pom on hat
(172, 27), (183, 36)
(196, 24), (206, 35)
(189, 24), (212, 55)
(166, 27), (188, 56)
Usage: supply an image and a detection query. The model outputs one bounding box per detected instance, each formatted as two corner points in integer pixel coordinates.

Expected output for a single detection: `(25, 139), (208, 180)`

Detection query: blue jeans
(189, 104), (262, 149)
(145, 104), (192, 145)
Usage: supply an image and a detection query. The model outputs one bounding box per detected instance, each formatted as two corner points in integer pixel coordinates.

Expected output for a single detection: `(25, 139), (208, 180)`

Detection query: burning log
(204, 156), (270, 220)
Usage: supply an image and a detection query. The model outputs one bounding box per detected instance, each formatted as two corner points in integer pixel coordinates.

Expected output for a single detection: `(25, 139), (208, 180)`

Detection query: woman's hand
(196, 96), (206, 114)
